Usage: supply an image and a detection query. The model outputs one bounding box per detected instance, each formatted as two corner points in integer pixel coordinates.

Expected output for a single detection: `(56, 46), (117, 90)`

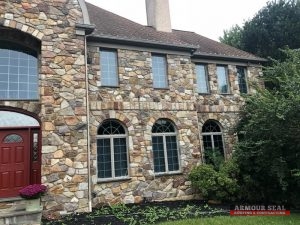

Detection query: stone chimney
(145, 0), (172, 32)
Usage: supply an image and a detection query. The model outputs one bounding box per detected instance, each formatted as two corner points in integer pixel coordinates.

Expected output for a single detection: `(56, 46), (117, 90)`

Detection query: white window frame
(237, 66), (248, 94)
(202, 121), (226, 162)
(152, 54), (168, 89)
(99, 48), (119, 87)
(195, 64), (210, 94)
(152, 120), (180, 175)
(216, 65), (230, 94)
(96, 123), (129, 182)
(0, 42), (39, 100)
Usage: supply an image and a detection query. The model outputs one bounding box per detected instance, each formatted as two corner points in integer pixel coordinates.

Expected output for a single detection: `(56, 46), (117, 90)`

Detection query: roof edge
(192, 52), (268, 63)
(87, 35), (197, 53)
(78, 0), (91, 24)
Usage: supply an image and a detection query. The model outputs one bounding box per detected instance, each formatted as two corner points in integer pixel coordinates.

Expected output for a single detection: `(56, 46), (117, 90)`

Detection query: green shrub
(203, 148), (224, 171)
(189, 160), (239, 202)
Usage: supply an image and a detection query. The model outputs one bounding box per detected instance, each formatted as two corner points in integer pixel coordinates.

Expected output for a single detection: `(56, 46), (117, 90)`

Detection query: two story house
(0, 0), (265, 220)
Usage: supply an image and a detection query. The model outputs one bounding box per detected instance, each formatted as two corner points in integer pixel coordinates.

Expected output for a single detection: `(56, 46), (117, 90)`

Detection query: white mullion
(163, 135), (169, 173)
(111, 137), (115, 178)
(126, 137), (129, 177)
(7, 50), (11, 97)
(211, 134), (215, 149)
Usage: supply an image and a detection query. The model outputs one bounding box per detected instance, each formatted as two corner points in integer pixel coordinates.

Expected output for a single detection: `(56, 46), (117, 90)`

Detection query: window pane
(237, 66), (248, 94)
(114, 138), (128, 177)
(100, 49), (118, 86)
(0, 43), (38, 100)
(202, 135), (213, 151)
(3, 134), (23, 143)
(202, 120), (225, 165)
(152, 55), (168, 88)
(213, 134), (224, 155)
(166, 136), (179, 171)
(152, 136), (165, 173)
(196, 65), (209, 93)
(97, 138), (112, 179)
(217, 66), (229, 93)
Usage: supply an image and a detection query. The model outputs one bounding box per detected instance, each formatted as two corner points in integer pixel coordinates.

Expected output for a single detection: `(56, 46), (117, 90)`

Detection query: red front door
(0, 130), (30, 198)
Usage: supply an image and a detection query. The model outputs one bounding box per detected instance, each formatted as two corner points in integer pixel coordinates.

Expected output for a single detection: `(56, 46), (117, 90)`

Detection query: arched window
(202, 120), (225, 164)
(97, 120), (128, 180)
(3, 134), (23, 143)
(152, 119), (180, 174)
(0, 41), (38, 100)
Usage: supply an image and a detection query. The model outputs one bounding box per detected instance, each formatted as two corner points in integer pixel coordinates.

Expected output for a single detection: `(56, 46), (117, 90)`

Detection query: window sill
(100, 85), (120, 88)
(153, 87), (169, 90)
(0, 99), (40, 101)
(97, 177), (131, 184)
(219, 93), (232, 95)
(197, 93), (210, 95)
(154, 171), (183, 177)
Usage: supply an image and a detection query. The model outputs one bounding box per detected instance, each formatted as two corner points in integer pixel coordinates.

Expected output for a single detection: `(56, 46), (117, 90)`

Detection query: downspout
(76, 23), (95, 213)
(191, 50), (204, 164)
(84, 35), (92, 212)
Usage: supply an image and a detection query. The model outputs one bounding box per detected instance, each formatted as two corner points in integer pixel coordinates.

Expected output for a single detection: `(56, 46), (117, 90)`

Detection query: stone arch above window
(0, 111), (39, 127)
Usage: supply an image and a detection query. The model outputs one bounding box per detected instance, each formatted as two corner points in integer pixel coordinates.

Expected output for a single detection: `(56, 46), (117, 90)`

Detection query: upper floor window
(152, 119), (180, 174)
(237, 66), (248, 94)
(196, 64), (209, 93)
(100, 49), (118, 87)
(97, 120), (128, 181)
(152, 55), (168, 88)
(216, 65), (230, 94)
(0, 41), (38, 100)
(202, 120), (225, 166)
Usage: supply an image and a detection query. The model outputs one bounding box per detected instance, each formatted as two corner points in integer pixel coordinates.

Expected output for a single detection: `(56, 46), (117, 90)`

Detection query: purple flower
(19, 184), (47, 199)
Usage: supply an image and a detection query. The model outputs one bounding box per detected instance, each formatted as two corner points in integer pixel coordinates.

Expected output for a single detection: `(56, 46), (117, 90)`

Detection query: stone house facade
(0, 0), (265, 217)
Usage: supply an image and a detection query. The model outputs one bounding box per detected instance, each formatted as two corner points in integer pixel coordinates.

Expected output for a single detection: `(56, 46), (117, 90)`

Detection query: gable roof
(86, 2), (265, 63)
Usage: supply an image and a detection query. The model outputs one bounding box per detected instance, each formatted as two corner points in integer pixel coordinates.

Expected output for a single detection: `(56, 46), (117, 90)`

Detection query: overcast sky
(85, 0), (270, 41)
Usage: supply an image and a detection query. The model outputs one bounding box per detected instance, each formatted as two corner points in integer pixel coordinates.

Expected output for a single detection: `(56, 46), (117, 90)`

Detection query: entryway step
(0, 197), (26, 213)
(0, 198), (41, 225)
(0, 210), (42, 225)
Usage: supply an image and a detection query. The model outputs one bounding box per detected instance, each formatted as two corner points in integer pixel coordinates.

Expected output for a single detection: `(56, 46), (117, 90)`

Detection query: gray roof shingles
(86, 2), (265, 62)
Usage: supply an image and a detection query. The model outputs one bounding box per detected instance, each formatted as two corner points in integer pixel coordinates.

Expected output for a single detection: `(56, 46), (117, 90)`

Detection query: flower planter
(25, 198), (41, 212)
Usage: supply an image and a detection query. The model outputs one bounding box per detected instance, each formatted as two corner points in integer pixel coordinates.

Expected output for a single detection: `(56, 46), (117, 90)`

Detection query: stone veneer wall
(0, 0), (263, 216)
(88, 46), (262, 205)
(0, 0), (89, 217)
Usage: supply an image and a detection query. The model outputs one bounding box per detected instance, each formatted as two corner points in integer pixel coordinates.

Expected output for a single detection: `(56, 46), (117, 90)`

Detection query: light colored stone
(42, 146), (58, 153)
(54, 150), (64, 158)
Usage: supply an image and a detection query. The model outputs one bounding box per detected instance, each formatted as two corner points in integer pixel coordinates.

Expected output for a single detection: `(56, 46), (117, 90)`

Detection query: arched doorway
(0, 111), (41, 198)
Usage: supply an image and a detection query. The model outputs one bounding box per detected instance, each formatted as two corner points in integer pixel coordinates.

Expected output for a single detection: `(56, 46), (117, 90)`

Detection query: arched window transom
(151, 119), (180, 174)
(3, 134), (23, 143)
(97, 120), (128, 180)
(0, 41), (38, 100)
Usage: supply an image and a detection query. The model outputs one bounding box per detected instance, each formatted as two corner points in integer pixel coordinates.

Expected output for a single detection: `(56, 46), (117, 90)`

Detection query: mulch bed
(42, 200), (230, 225)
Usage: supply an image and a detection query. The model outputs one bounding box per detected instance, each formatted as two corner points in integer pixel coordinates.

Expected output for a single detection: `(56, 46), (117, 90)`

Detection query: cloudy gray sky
(86, 0), (270, 41)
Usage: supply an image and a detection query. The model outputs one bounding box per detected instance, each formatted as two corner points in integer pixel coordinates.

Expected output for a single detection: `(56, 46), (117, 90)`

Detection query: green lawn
(159, 214), (300, 225)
